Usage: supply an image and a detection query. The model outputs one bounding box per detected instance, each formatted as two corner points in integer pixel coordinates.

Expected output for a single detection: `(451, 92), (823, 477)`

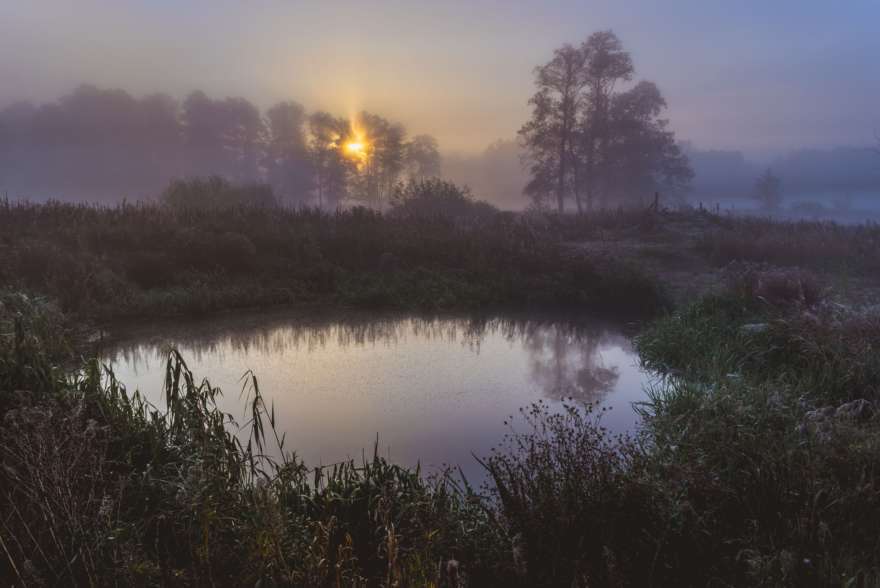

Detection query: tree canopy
(519, 31), (692, 213)
(0, 85), (441, 209)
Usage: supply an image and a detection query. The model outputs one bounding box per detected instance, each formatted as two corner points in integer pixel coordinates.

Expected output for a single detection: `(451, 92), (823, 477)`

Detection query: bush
(482, 401), (661, 587)
(160, 176), (278, 210)
(389, 178), (498, 221)
(0, 200), (666, 319)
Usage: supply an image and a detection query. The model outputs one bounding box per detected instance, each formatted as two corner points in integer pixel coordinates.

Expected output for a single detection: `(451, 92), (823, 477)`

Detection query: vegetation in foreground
(4, 256), (880, 586)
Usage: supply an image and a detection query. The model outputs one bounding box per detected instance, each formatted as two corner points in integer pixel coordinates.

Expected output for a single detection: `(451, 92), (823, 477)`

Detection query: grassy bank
(0, 199), (666, 321)
(4, 204), (880, 585)
(4, 267), (880, 586)
(635, 267), (880, 585)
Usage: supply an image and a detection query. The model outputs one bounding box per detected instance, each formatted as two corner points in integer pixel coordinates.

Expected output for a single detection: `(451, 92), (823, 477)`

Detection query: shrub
(160, 176), (278, 210)
(389, 178), (498, 221)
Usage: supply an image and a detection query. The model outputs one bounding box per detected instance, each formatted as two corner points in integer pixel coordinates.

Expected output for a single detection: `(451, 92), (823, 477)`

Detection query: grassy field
(3, 202), (880, 586)
(0, 198), (667, 321)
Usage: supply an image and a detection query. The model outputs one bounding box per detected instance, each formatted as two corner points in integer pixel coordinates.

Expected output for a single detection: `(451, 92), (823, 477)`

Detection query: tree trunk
(556, 137), (566, 214)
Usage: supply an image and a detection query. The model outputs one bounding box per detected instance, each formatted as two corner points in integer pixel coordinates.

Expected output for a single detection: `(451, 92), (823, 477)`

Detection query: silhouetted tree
(308, 111), (352, 208)
(0, 85), (442, 206)
(350, 111), (406, 207)
(182, 92), (265, 182)
(0, 85), (184, 200)
(519, 44), (588, 213)
(521, 31), (691, 212)
(404, 134), (441, 180)
(604, 81), (692, 204)
(754, 168), (783, 210)
(576, 31), (634, 211)
(265, 101), (312, 205)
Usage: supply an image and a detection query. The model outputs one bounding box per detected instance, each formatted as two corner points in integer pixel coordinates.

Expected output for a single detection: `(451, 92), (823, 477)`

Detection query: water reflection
(105, 312), (631, 405)
(103, 310), (646, 479)
(524, 325), (620, 404)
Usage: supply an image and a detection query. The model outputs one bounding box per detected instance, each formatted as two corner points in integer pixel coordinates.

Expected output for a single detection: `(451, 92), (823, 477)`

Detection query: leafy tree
(352, 111), (407, 207)
(0, 85), (184, 200)
(265, 101), (312, 205)
(576, 31), (634, 211)
(519, 44), (588, 213)
(308, 112), (352, 208)
(404, 134), (441, 180)
(181, 92), (265, 183)
(754, 168), (783, 210)
(520, 31), (691, 212)
(604, 81), (692, 205)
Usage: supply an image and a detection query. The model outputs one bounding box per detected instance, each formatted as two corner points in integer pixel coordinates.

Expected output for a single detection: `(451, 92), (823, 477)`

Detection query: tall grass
(699, 216), (880, 274)
(0, 294), (502, 585)
(0, 199), (666, 320)
(4, 259), (880, 585)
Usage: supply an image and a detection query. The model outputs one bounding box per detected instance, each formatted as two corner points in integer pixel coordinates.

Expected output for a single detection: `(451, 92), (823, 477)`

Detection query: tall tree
(604, 81), (692, 204)
(182, 92), (265, 182)
(352, 111), (406, 207)
(404, 134), (441, 180)
(576, 30), (634, 211)
(519, 44), (588, 213)
(308, 111), (352, 208)
(265, 101), (312, 205)
(754, 168), (783, 210)
(521, 31), (691, 212)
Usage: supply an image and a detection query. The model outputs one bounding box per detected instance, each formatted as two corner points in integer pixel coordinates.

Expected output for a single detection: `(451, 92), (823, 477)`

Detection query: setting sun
(344, 141), (365, 155)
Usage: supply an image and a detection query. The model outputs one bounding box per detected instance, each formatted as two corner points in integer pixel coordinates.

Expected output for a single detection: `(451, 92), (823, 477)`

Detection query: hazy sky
(1, 0), (878, 157)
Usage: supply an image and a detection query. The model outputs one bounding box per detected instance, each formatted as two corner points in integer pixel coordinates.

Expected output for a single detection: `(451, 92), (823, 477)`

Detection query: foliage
(754, 167), (783, 210)
(3, 275), (880, 586)
(481, 402), (663, 587)
(699, 215), (880, 274)
(519, 30), (692, 213)
(160, 176), (279, 210)
(0, 198), (666, 320)
(0, 320), (500, 585)
(0, 85), (441, 209)
(389, 178), (498, 220)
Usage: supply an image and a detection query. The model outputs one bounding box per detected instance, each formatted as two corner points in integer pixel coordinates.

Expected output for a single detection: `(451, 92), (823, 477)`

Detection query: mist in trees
(754, 168), (783, 210)
(0, 85), (441, 208)
(520, 30), (693, 213)
(443, 139), (531, 210)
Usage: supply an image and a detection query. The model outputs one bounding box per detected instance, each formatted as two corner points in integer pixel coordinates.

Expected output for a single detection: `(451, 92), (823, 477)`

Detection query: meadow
(0, 192), (666, 322)
(3, 196), (880, 586)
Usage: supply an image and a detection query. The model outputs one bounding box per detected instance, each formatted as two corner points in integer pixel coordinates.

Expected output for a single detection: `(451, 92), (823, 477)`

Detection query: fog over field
(6, 2), (880, 586)
(1, 1), (878, 216)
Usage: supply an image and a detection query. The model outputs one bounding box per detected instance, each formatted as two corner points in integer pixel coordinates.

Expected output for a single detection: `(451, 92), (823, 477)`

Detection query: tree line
(2, 31), (696, 212)
(0, 85), (440, 206)
(520, 30), (693, 213)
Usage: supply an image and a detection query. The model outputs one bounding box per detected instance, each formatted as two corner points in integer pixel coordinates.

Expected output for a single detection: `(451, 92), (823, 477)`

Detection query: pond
(102, 310), (652, 481)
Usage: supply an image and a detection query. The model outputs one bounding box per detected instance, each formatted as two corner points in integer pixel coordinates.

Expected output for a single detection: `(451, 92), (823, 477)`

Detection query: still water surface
(104, 310), (651, 480)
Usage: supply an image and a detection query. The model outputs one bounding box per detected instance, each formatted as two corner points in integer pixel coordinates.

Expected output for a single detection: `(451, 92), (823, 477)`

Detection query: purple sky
(1, 0), (878, 157)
